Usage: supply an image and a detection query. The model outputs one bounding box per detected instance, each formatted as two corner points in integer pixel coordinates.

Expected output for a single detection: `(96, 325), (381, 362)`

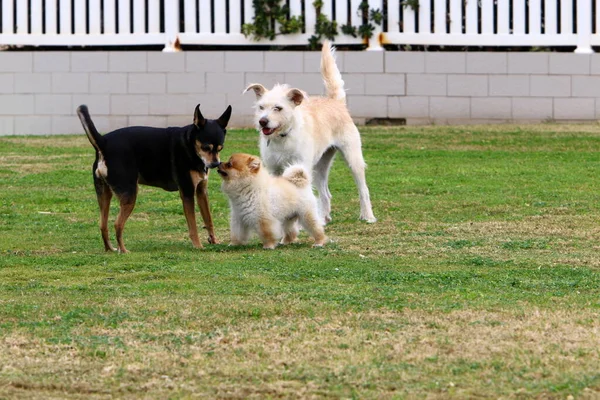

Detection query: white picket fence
(0, 0), (596, 52)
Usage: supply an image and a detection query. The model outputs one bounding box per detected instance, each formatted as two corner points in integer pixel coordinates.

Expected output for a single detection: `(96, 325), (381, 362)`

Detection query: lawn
(1, 125), (600, 399)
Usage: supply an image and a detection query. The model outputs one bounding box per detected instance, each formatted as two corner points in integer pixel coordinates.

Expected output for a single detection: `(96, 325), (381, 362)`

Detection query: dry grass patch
(1, 308), (599, 398)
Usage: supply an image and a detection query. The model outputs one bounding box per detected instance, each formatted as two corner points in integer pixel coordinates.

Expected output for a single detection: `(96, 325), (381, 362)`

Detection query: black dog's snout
(259, 118), (269, 127)
(207, 161), (221, 169)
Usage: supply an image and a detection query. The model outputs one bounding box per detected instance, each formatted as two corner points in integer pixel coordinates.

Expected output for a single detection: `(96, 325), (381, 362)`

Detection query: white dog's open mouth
(261, 127), (276, 135)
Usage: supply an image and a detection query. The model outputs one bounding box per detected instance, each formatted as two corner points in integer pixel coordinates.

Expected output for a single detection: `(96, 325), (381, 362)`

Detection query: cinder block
(385, 52), (425, 73)
(128, 73), (166, 93)
(508, 53), (548, 74)
(90, 73), (127, 94)
(471, 97), (512, 119)
(512, 98), (553, 120)
(430, 97), (470, 118)
(110, 95), (149, 115)
(590, 54), (600, 74)
(0, 117), (15, 135)
(365, 73), (405, 95)
(52, 73), (89, 93)
(206, 72), (245, 94)
(225, 52), (263, 72)
(265, 52), (303, 73)
(186, 51), (225, 72)
(388, 96), (429, 118)
(489, 75), (529, 97)
(226, 93), (256, 120)
(166, 115), (192, 127)
(193, 94), (229, 117)
(167, 73), (206, 93)
(52, 116), (86, 135)
(447, 75), (487, 96)
(407, 74), (446, 96)
(0, 53), (32, 72)
(343, 52), (384, 73)
(244, 73), (286, 89)
(0, 74), (14, 93)
(71, 52), (108, 72)
(549, 53), (590, 75)
(0, 95), (34, 115)
(35, 94), (72, 115)
(14, 73), (51, 93)
(148, 52), (185, 72)
(344, 74), (366, 95)
(109, 52), (147, 72)
(467, 53), (507, 74)
(283, 73), (323, 95)
(571, 75), (600, 97)
(554, 98), (595, 120)
(72, 94), (110, 115)
(34, 52), (70, 72)
(425, 53), (466, 73)
(128, 115), (168, 127)
(304, 51), (344, 73)
(15, 116), (53, 135)
(90, 116), (128, 133)
(530, 75), (570, 97)
(346, 95), (388, 118)
(149, 94), (226, 116)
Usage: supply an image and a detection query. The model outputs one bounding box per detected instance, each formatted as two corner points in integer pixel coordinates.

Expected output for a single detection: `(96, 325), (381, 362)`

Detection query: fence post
(163, 1), (180, 52)
(575, 0), (594, 53)
(367, 0), (384, 50)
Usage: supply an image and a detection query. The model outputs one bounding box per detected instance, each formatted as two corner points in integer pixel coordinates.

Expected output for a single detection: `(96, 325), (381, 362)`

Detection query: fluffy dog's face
(244, 84), (306, 137)
(191, 104), (232, 169)
(217, 153), (261, 182)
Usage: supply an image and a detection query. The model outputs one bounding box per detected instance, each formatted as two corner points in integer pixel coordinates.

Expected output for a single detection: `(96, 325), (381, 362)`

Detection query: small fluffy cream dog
(244, 40), (376, 224)
(217, 153), (326, 249)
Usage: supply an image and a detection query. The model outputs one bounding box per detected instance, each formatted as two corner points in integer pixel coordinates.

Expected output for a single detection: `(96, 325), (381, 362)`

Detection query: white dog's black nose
(259, 118), (268, 127)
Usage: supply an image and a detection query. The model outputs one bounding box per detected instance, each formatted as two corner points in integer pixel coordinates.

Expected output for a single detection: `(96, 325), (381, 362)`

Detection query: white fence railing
(0, 0), (596, 52)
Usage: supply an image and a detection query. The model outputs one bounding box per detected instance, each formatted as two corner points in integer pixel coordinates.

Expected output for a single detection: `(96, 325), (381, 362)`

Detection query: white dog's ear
(248, 157), (261, 173)
(244, 83), (267, 99)
(287, 88), (306, 106)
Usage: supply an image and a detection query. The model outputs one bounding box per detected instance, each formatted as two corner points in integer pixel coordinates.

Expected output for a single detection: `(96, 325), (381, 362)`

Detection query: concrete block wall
(1, 50), (600, 135)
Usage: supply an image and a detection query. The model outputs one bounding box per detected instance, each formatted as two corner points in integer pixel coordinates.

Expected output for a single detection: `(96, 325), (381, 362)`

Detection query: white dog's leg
(299, 209), (327, 247)
(313, 147), (337, 224)
(230, 215), (249, 245)
(281, 218), (299, 244)
(339, 131), (377, 223)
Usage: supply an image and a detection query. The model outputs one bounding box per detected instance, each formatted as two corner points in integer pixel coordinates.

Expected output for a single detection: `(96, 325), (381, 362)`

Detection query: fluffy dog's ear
(193, 104), (206, 128)
(244, 84), (267, 99)
(248, 156), (261, 173)
(287, 88), (306, 106)
(217, 105), (232, 128)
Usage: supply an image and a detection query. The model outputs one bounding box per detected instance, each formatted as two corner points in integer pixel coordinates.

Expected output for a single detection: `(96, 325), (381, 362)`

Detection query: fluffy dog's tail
(77, 104), (105, 155)
(321, 40), (346, 103)
(282, 164), (311, 189)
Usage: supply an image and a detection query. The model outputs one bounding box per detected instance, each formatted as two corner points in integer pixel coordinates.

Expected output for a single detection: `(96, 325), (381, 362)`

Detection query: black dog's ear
(244, 83), (267, 99)
(217, 105), (232, 129)
(193, 104), (206, 128)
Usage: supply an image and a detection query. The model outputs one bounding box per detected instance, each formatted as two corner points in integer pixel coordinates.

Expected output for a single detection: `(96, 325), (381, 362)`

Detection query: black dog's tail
(77, 105), (104, 154)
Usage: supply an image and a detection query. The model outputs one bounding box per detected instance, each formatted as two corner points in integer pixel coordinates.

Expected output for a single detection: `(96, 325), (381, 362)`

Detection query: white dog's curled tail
(282, 164), (311, 188)
(321, 40), (346, 103)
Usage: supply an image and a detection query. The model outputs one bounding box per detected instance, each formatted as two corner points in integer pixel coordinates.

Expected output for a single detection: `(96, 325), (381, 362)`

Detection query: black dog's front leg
(195, 177), (218, 244)
(179, 190), (202, 249)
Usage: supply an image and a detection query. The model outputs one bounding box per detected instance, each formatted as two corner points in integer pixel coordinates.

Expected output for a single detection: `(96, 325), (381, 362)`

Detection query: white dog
(217, 153), (326, 249)
(244, 40), (376, 224)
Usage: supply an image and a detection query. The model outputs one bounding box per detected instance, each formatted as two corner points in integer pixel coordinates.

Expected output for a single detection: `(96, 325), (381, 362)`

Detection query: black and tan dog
(77, 104), (232, 253)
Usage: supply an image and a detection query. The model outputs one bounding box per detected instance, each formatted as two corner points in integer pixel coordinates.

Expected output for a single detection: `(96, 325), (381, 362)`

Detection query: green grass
(1, 125), (600, 398)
